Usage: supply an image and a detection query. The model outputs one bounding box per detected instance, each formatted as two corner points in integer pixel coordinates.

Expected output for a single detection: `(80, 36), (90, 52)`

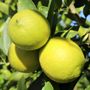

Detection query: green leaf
(74, 74), (90, 90)
(10, 71), (30, 81)
(0, 75), (4, 85)
(17, 0), (37, 12)
(17, 77), (27, 90)
(10, 0), (17, 11)
(42, 81), (54, 90)
(0, 17), (11, 55)
(85, 85), (90, 90)
(37, 1), (49, 17)
(0, 69), (11, 80)
(0, 19), (4, 27)
(61, 30), (78, 38)
(61, 14), (72, 27)
(0, 1), (9, 15)
(5, 0), (12, 5)
(9, 87), (17, 90)
(0, 12), (3, 18)
(78, 26), (90, 37)
(76, 6), (84, 13)
(63, 0), (73, 6)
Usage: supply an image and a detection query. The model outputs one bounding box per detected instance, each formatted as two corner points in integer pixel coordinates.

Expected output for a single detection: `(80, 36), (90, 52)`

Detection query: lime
(8, 43), (39, 72)
(39, 37), (85, 83)
(8, 9), (50, 50)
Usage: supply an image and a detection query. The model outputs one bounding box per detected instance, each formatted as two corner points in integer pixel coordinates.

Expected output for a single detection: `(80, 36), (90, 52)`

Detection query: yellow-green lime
(8, 43), (39, 72)
(8, 9), (50, 50)
(39, 37), (85, 83)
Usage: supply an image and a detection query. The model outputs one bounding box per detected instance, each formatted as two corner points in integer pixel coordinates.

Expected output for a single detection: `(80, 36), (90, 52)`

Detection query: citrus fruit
(8, 43), (39, 72)
(39, 37), (85, 83)
(8, 9), (50, 50)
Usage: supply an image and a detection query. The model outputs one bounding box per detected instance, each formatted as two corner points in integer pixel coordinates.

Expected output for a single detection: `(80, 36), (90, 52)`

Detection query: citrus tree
(0, 0), (90, 90)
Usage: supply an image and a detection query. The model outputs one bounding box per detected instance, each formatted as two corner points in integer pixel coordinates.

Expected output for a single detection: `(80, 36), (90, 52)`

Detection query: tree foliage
(0, 0), (90, 90)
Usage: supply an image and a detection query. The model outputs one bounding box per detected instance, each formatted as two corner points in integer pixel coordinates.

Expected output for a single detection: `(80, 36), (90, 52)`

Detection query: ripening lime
(8, 9), (50, 50)
(39, 37), (85, 83)
(8, 43), (39, 72)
